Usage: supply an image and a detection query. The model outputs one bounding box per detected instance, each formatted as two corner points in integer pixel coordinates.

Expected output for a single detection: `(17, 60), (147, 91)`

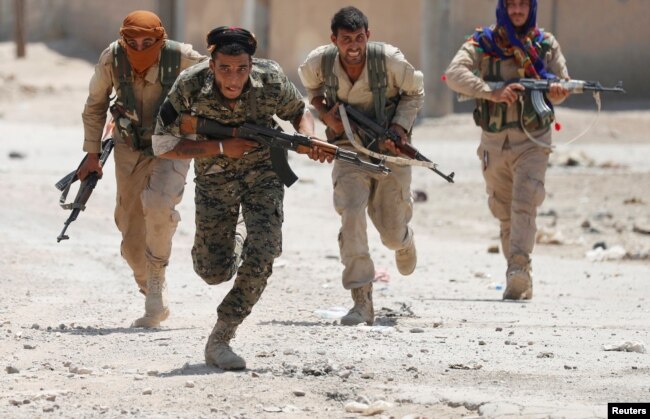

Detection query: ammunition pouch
(110, 104), (153, 155)
(473, 96), (552, 133)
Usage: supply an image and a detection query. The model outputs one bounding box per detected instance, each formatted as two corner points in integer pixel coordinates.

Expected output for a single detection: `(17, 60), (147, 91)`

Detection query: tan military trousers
(332, 158), (413, 290)
(477, 129), (551, 261)
(113, 143), (190, 291)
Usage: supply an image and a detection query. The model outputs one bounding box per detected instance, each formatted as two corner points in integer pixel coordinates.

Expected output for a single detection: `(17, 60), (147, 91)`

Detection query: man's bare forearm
(160, 139), (220, 159)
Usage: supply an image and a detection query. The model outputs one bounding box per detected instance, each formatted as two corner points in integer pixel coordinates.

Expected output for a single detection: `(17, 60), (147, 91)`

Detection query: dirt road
(1, 42), (648, 419)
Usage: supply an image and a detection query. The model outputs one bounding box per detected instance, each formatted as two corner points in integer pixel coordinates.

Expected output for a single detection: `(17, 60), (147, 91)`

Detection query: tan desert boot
(205, 320), (246, 370)
(503, 254), (533, 300)
(395, 241), (417, 275)
(340, 282), (374, 326)
(131, 264), (170, 328)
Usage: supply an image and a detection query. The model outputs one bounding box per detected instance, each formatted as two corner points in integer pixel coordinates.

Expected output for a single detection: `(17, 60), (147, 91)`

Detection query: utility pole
(420, 0), (453, 117)
(14, 0), (26, 58)
(242, 0), (269, 58)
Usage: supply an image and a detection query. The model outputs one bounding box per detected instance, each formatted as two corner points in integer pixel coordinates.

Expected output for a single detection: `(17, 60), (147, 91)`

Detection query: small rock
(478, 340), (486, 346)
(263, 405), (282, 413)
(410, 328), (424, 333)
(345, 401), (369, 413)
(6, 366), (19, 374)
(23, 344), (36, 350)
(495, 327), (503, 332)
(292, 389), (306, 397)
(185, 381), (195, 388)
(360, 372), (375, 379)
(9, 151), (26, 159)
(283, 349), (295, 355)
(593, 241), (607, 250)
(46, 395), (56, 402)
(487, 245), (500, 254)
(142, 388), (152, 395)
(31, 324), (40, 330)
(338, 370), (352, 379)
(412, 190), (428, 202)
(146, 370), (159, 376)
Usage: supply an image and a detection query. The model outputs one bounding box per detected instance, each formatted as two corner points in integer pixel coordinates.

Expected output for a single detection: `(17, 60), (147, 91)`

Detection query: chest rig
(321, 42), (398, 145)
(474, 40), (554, 133)
(111, 40), (181, 152)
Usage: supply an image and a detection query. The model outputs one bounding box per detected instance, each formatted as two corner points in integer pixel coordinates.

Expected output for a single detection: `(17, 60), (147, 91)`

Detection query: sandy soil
(0, 42), (648, 418)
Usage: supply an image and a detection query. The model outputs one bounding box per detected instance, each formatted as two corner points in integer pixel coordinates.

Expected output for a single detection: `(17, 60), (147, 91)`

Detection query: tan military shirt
(445, 31), (569, 126)
(81, 40), (205, 153)
(298, 43), (424, 132)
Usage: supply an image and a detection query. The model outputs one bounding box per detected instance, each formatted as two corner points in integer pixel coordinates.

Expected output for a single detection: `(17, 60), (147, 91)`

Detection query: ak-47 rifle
(179, 114), (391, 181)
(457, 78), (625, 120)
(455, 78), (625, 148)
(338, 104), (455, 183)
(55, 119), (115, 242)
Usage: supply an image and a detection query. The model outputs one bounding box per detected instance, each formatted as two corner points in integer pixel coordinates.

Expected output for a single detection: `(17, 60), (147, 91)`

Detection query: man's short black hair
(330, 6), (368, 36)
(213, 43), (249, 58)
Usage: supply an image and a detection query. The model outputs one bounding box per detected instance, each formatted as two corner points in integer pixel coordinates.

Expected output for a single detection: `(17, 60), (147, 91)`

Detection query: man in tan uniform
(299, 6), (424, 326)
(445, 0), (569, 300)
(77, 11), (205, 327)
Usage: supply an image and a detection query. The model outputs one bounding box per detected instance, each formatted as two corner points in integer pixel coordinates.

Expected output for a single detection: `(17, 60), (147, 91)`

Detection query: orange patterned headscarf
(118, 10), (167, 75)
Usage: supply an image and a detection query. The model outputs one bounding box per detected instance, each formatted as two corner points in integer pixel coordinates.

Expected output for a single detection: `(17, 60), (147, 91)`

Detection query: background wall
(1, 0), (647, 111)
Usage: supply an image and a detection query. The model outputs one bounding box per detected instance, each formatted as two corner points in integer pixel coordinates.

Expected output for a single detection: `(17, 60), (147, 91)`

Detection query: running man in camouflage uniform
(78, 11), (205, 328)
(152, 27), (325, 370)
(445, 0), (569, 299)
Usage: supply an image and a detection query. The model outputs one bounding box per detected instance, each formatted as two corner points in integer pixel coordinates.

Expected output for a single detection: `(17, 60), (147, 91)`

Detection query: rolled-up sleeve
(386, 47), (424, 131)
(298, 45), (328, 101)
(81, 47), (113, 153)
(545, 34), (570, 105)
(445, 42), (493, 101)
(152, 78), (189, 156)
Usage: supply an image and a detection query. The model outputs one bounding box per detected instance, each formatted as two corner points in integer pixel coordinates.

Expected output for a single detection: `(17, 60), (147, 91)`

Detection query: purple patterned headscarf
(475, 0), (553, 79)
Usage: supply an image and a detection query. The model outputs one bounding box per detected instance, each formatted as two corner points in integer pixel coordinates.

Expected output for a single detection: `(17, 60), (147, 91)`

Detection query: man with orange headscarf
(78, 11), (205, 327)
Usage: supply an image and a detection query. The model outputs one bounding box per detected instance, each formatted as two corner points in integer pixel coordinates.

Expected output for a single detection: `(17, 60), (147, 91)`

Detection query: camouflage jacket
(152, 58), (306, 176)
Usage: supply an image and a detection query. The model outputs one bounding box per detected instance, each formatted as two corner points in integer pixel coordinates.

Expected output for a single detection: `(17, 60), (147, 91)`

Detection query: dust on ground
(1, 41), (648, 418)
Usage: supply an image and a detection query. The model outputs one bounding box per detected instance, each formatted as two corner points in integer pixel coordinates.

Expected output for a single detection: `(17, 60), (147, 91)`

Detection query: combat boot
(503, 254), (533, 300)
(340, 282), (374, 326)
(395, 241), (417, 275)
(205, 320), (246, 370)
(131, 263), (170, 328)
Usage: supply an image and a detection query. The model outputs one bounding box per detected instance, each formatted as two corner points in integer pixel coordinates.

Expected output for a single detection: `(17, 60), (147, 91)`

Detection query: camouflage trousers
(477, 129), (551, 261)
(192, 166), (284, 326)
(113, 143), (190, 291)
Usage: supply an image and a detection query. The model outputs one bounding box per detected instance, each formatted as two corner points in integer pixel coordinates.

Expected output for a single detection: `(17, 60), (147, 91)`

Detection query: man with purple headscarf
(445, 0), (569, 300)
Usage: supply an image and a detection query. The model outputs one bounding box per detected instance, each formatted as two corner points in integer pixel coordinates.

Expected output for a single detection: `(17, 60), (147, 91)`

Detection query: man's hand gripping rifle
(179, 114), (391, 176)
(55, 118), (115, 242)
(338, 104), (455, 183)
